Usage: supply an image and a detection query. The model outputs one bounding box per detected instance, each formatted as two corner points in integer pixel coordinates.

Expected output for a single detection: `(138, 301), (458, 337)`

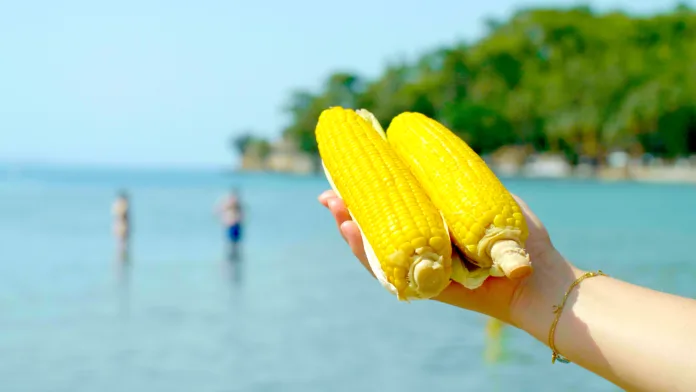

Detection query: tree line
(235, 5), (696, 166)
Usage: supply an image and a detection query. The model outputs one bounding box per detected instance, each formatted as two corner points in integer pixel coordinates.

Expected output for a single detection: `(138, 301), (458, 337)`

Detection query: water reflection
(114, 248), (132, 318)
(484, 317), (505, 364)
(223, 249), (244, 286)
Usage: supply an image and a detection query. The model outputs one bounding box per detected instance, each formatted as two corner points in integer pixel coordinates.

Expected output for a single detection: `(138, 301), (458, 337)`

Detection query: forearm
(514, 251), (696, 392)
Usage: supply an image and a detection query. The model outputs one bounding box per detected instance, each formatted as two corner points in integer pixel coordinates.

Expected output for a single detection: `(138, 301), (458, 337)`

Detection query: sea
(1, 164), (694, 392)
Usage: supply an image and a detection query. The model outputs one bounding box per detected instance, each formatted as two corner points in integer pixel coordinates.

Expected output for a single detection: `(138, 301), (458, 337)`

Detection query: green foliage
(441, 101), (516, 154)
(277, 5), (696, 162)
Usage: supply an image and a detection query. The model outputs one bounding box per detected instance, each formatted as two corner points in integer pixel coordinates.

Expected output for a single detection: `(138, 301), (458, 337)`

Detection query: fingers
(319, 190), (354, 234)
(326, 197), (352, 246)
(318, 190), (337, 207)
(324, 195), (368, 264)
(318, 190), (373, 277)
(318, 190), (351, 238)
(339, 221), (371, 275)
(327, 198), (352, 228)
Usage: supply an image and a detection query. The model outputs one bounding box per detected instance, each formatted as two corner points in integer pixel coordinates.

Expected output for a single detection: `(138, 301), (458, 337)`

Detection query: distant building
(265, 137), (315, 174)
(521, 154), (573, 179)
(239, 136), (316, 174)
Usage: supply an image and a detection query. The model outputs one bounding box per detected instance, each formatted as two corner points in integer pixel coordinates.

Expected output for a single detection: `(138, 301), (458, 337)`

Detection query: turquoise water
(1, 165), (695, 392)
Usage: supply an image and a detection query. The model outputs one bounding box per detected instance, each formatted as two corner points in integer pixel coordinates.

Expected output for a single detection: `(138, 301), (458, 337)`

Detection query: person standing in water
(217, 188), (244, 260)
(112, 190), (131, 260)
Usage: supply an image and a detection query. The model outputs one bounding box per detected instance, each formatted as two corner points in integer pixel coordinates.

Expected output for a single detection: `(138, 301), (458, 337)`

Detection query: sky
(1, 0), (692, 169)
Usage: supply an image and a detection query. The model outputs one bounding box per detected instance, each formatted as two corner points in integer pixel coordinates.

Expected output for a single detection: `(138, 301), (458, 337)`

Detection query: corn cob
(386, 112), (532, 280)
(315, 107), (453, 300)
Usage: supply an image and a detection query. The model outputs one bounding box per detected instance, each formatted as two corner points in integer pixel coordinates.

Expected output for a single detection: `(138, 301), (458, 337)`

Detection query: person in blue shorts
(217, 188), (244, 260)
(227, 221), (242, 244)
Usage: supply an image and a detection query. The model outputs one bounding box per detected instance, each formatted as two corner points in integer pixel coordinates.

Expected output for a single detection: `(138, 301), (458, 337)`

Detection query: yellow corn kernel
(386, 112), (531, 279)
(315, 107), (453, 300)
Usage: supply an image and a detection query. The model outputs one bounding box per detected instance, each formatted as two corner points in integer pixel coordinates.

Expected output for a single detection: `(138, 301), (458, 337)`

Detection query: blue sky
(1, 0), (690, 168)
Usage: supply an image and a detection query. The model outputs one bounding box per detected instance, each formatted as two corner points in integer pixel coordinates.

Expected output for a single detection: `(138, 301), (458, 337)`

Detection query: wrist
(509, 248), (585, 341)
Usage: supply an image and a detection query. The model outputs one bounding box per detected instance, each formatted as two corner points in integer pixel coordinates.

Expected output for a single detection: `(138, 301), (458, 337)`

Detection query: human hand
(318, 189), (569, 327)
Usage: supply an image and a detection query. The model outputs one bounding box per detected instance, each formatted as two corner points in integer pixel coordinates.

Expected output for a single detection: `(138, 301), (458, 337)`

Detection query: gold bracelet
(548, 270), (607, 364)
